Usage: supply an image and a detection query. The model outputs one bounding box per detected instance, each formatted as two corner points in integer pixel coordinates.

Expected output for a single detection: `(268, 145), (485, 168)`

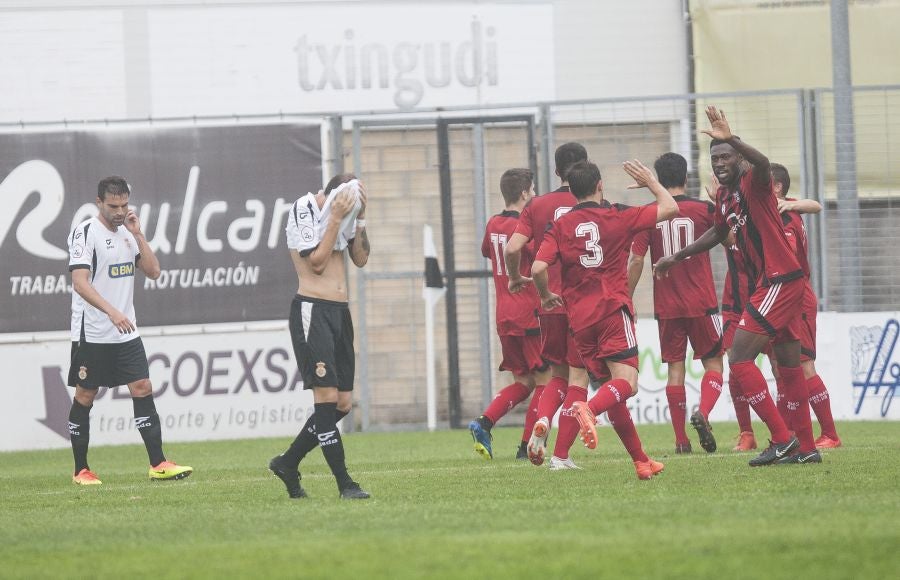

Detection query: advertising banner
(1, 324), (315, 452)
(0, 123), (322, 333)
(625, 312), (899, 428)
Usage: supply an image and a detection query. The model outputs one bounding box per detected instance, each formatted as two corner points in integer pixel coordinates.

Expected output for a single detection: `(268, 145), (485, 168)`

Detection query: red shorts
(657, 314), (723, 363)
(498, 333), (546, 376)
(740, 278), (805, 344)
(539, 313), (582, 368)
(798, 283), (818, 361)
(721, 309), (742, 351)
(572, 308), (638, 379)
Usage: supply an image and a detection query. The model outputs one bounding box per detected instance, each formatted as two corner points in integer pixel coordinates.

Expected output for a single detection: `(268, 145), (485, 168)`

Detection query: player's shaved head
(566, 160), (602, 200)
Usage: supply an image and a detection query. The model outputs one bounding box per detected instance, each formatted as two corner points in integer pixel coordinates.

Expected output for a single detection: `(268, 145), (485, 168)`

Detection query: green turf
(2, 421), (899, 579)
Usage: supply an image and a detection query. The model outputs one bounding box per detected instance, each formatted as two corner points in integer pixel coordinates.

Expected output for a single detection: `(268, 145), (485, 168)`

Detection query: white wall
(0, 0), (688, 123)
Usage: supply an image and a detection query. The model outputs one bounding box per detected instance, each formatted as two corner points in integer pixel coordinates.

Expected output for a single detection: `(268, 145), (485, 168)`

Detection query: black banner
(0, 124), (322, 332)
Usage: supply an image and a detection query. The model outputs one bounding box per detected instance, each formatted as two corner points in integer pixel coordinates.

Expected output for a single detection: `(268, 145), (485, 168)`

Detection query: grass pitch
(2, 421), (899, 579)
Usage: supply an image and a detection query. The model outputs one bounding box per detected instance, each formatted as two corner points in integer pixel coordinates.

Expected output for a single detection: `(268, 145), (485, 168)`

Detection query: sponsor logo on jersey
(109, 262), (135, 278)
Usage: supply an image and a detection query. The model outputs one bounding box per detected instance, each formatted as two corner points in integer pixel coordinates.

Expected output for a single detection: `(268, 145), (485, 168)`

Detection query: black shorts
(289, 294), (355, 391)
(67, 337), (150, 389)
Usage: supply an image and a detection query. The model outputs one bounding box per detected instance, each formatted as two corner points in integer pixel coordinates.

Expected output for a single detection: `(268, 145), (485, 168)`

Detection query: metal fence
(339, 86), (900, 430)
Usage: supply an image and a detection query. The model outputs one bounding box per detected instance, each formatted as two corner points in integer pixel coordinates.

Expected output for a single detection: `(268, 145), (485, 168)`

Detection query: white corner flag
(423, 225), (445, 431)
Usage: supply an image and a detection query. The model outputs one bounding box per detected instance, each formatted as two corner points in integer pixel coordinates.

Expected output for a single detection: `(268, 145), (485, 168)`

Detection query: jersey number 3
(576, 222), (603, 267)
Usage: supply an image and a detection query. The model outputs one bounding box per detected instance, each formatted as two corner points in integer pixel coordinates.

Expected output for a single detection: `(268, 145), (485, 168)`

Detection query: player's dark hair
(709, 136), (741, 150)
(566, 160), (602, 200)
(770, 163), (791, 194)
(654, 152), (688, 189)
(499, 168), (533, 206)
(324, 173), (357, 195)
(555, 142), (588, 182)
(97, 176), (130, 200)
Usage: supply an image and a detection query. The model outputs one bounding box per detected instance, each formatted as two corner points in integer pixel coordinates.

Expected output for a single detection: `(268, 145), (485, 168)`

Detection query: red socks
(665, 385), (689, 445)
(730, 361), (791, 443)
(553, 386), (587, 459)
(729, 375), (753, 433)
(587, 378), (633, 416)
(536, 376), (568, 421)
(775, 376), (790, 429)
(807, 374), (839, 440)
(483, 382), (530, 425)
(521, 385), (545, 442)
(779, 365), (815, 452)
(607, 401), (649, 463)
(699, 370), (724, 418)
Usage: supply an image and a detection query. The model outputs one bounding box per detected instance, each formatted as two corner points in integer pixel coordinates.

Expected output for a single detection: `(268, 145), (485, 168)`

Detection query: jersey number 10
(656, 217), (695, 257)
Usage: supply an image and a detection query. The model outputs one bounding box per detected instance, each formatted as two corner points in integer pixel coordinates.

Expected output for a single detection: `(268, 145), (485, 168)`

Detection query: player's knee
(128, 379), (153, 398)
(74, 388), (97, 407)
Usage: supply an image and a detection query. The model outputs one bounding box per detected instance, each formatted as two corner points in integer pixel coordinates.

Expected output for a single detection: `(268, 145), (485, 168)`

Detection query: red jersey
(631, 195), (719, 319)
(514, 186), (578, 313)
(713, 168), (803, 288)
(721, 243), (754, 314)
(481, 210), (540, 336)
(536, 201), (658, 333)
(780, 201), (811, 279)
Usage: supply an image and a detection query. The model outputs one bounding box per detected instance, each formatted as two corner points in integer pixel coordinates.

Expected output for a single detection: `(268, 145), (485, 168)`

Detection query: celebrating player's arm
(701, 106), (770, 189)
(626, 245), (646, 298)
(622, 159), (678, 221)
(531, 258), (564, 312)
(504, 232), (533, 294)
(777, 197), (822, 214)
(654, 221), (728, 279)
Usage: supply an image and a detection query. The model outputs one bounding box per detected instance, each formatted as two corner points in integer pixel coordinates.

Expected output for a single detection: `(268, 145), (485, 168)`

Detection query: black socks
(68, 399), (92, 474)
(281, 408), (349, 468)
(133, 394), (166, 466)
(314, 402), (353, 489)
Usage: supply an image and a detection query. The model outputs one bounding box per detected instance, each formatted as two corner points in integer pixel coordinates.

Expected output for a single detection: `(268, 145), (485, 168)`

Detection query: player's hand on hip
(108, 309), (135, 334)
(701, 106), (733, 141)
(653, 256), (676, 279)
(540, 292), (563, 311)
(507, 275), (533, 294)
(623, 159), (656, 189)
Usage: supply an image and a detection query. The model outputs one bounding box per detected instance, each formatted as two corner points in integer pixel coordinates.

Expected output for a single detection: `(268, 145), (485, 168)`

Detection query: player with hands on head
(271, 173), (372, 500)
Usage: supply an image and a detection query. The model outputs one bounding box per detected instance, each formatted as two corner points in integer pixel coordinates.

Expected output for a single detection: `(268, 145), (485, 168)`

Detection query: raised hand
(356, 181), (368, 219)
(704, 172), (721, 200)
(623, 159), (657, 190)
(331, 187), (356, 220)
(124, 209), (143, 236)
(701, 106), (734, 142)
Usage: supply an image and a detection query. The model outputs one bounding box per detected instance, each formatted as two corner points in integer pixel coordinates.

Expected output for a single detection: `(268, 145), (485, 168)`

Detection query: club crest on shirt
(315, 362), (327, 378)
(78, 366), (88, 381)
(71, 244), (84, 259)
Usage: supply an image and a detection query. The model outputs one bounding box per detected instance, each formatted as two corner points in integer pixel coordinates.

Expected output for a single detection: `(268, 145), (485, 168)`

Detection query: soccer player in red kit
(534, 159), (677, 480)
(505, 143), (593, 469)
(628, 153), (725, 454)
(770, 163), (841, 449)
(468, 168), (550, 459)
(655, 106), (819, 466)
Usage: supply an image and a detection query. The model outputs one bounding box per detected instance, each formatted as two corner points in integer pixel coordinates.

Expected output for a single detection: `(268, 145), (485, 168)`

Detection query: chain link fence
(343, 86), (900, 429)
